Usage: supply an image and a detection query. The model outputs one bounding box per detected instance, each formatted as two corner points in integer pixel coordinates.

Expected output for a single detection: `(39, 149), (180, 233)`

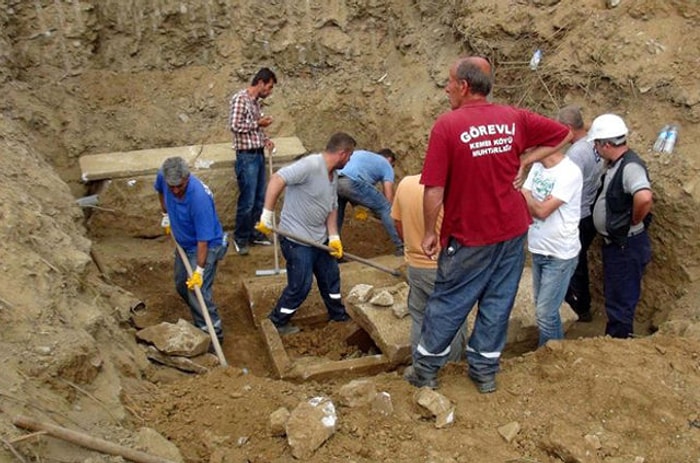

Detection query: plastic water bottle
(662, 125), (678, 154)
(529, 49), (542, 70)
(653, 125), (670, 152)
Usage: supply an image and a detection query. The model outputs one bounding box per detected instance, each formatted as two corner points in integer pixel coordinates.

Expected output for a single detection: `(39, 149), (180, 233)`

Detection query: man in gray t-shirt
(255, 132), (357, 335)
(557, 106), (604, 322)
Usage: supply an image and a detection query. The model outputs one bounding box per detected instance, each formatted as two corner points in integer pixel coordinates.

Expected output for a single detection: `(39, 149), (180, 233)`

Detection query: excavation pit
(243, 255), (411, 381)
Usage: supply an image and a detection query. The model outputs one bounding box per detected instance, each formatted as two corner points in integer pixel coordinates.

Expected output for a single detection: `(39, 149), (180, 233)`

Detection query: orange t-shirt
(391, 175), (443, 269)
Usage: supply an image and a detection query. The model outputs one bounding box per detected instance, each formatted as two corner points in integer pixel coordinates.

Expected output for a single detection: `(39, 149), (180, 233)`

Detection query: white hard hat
(586, 114), (629, 142)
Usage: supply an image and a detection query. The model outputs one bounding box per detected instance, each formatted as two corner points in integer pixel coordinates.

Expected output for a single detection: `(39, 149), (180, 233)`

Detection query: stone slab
(86, 169), (238, 236)
(259, 318), (293, 378)
(347, 300), (411, 365)
(347, 265), (579, 364)
(285, 354), (392, 382)
(78, 137), (307, 182)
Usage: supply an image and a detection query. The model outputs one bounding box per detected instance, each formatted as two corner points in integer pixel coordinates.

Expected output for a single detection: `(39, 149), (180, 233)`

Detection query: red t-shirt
(421, 100), (570, 247)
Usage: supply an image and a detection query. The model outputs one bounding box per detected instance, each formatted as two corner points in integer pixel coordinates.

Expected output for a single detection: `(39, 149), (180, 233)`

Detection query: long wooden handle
(268, 148), (281, 273)
(173, 241), (228, 367)
(272, 227), (401, 277)
(11, 414), (176, 463)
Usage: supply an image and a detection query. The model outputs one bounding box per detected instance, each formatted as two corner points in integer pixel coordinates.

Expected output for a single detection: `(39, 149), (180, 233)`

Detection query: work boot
(403, 365), (438, 389)
(468, 372), (496, 394)
(233, 241), (249, 256)
(577, 311), (593, 322)
(207, 336), (224, 354)
(276, 323), (300, 336)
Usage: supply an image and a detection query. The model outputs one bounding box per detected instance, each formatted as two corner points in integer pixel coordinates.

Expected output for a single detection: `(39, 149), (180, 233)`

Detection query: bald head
(454, 56), (493, 96)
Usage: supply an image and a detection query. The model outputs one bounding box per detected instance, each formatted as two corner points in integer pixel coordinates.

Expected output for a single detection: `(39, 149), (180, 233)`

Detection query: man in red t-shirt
(404, 56), (571, 393)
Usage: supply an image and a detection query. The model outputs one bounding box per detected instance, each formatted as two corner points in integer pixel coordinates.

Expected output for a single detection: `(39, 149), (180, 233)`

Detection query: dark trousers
(565, 215), (597, 315)
(602, 230), (651, 338)
(268, 237), (348, 326)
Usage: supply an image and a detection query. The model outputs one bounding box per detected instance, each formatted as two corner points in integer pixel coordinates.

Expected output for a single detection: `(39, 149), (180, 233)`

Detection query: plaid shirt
(228, 89), (268, 150)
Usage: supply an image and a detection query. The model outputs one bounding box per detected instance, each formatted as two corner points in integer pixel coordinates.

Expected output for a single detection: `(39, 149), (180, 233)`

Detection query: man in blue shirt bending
(337, 149), (404, 256)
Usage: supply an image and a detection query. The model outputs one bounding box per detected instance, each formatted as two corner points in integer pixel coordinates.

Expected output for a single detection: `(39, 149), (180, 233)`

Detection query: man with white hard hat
(589, 114), (652, 338)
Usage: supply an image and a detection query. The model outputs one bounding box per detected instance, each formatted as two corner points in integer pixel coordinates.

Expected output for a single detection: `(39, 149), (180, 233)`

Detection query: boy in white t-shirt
(522, 150), (583, 346)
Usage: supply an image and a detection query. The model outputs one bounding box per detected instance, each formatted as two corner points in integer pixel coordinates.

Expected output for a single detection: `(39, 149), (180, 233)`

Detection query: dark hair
(456, 59), (492, 96)
(557, 105), (584, 130)
(162, 156), (190, 186)
(251, 67), (277, 86)
(326, 132), (357, 153)
(377, 148), (396, 163)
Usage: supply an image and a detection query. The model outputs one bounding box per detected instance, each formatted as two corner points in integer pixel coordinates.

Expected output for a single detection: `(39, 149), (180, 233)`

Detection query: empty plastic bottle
(529, 49), (542, 70)
(653, 125), (670, 152)
(662, 125), (678, 154)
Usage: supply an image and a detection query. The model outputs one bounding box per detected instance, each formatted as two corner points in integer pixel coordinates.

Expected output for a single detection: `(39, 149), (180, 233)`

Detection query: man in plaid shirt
(228, 67), (277, 255)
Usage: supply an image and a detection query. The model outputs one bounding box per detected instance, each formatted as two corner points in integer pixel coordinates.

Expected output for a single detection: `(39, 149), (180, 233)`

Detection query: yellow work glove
(255, 208), (274, 235)
(328, 234), (343, 259)
(161, 213), (171, 235)
(186, 266), (204, 290)
(354, 206), (369, 221)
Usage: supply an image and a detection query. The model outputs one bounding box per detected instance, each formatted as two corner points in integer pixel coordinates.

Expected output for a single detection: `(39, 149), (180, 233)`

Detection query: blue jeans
(174, 243), (228, 340)
(234, 149), (266, 246)
(602, 230), (651, 338)
(268, 237), (348, 326)
(413, 233), (526, 382)
(336, 177), (403, 250)
(531, 253), (578, 346)
(407, 266), (467, 362)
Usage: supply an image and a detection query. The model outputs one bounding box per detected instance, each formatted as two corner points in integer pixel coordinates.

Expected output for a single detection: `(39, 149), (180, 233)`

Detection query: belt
(602, 227), (645, 245)
(236, 147), (264, 154)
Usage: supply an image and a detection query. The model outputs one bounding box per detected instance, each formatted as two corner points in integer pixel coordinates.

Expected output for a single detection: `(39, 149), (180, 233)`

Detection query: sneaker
(469, 374), (496, 394)
(251, 232), (272, 246)
(233, 241), (249, 256)
(577, 311), (593, 323)
(276, 323), (300, 336)
(403, 365), (438, 389)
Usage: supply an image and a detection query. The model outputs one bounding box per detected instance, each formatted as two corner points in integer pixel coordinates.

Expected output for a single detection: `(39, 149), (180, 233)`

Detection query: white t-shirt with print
(523, 157), (583, 259)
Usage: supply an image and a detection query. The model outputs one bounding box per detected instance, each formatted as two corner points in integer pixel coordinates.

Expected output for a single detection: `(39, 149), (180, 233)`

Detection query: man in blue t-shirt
(154, 156), (227, 343)
(337, 149), (404, 255)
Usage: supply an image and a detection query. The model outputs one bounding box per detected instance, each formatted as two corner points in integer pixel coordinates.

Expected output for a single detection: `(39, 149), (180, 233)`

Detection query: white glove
(256, 208), (274, 235)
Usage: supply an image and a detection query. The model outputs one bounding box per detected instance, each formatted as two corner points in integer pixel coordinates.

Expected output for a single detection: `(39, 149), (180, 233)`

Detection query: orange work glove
(328, 234), (343, 259)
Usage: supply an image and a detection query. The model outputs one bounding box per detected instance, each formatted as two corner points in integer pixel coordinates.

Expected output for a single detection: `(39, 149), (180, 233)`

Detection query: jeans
(407, 266), (467, 362)
(413, 233), (526, 383)
(234, 149), (266, 246)
(565, 215), (597, 315)
(602, 230), (651, 338)
(268, 237), (348, 326)
(532, 253), (578, 346)
(336, 176), (403, 250)
(174, 243), (228, 340)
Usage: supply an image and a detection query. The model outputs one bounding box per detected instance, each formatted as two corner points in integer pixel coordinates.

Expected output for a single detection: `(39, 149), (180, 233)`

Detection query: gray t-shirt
(278, 153), (338, 244)
(566, 138), (603, 218)
(592, 159), (651, 237)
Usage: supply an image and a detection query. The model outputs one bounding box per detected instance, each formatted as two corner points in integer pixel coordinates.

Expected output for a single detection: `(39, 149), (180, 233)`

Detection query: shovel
(173, 240), (228, 367)
(256, 147), (286, 277)
(271, 226), (402, 277)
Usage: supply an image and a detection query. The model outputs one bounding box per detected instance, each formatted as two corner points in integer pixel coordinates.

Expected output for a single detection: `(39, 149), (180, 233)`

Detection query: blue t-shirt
(154, 172), (223, 252)
(338, 150), (394, 185)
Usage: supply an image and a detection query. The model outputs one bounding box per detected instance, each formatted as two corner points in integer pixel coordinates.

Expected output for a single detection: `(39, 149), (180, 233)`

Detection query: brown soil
(1, 1), (700, 462)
